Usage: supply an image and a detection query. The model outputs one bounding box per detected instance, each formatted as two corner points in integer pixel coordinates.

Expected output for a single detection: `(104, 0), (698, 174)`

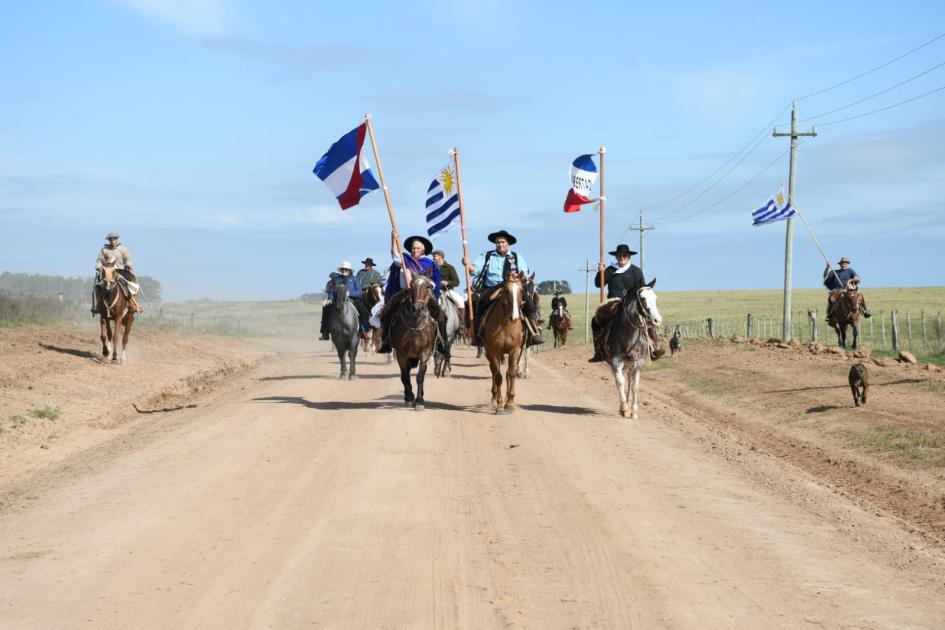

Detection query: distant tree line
(536, 280), (572, 295)
(0, 271), (163, 303)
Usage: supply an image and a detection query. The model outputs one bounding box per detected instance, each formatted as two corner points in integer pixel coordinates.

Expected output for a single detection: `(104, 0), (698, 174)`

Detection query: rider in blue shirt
(823, 256), (872, 320)
(319, 261), (367, 340)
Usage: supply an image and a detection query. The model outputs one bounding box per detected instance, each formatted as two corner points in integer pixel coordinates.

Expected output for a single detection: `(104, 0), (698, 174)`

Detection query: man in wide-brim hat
(549, 289), (571, 329)
(823, 255), (871, 321)
(377, 231), (446, 354)
(588, 243), (663, 362)
(92, 232), (144, 315)
(462, 229), (544, 346)
(319, 261), (367, 340)
(356, 256), (383, 290)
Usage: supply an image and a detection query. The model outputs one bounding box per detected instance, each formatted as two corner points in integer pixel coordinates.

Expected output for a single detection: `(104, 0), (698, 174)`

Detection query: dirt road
(2, 340), (944, 629)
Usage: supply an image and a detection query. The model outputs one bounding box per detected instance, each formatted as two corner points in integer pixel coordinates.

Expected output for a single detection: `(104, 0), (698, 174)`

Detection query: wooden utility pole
(772, 101), (816, 341)
(579, 259), (594, 342)
(627, 210), (655, 277)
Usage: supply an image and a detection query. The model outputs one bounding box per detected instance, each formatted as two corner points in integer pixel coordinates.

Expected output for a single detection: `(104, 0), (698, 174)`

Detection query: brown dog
(849, 362), (869, 407)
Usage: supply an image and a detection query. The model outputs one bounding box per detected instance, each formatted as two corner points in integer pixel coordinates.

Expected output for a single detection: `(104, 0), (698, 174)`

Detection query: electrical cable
(815, 83), (945, 127)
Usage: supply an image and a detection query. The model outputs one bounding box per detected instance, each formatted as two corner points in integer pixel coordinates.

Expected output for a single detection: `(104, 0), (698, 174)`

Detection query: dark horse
(482, 272), (526, 414)
(599, 280), (662, 418)
(329, 283), (360, 380)
(95, 261), (135, 364)
(389, 271), (438, 409)
(828, 283), (863, 349)
(550, 304), (571, 348)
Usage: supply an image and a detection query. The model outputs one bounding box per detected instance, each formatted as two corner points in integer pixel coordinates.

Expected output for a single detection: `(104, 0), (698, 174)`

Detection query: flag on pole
(313, 123), (380, 210)
(752, 185), (796, 226)
(425, 161), (461, 239)
(564, 154), (599, 213)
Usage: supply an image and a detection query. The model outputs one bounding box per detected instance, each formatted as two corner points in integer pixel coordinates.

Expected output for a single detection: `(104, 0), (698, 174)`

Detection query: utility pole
(772, 100), (816, 342)
(627, 210), (656, 277)
(579, 259), (594, 342)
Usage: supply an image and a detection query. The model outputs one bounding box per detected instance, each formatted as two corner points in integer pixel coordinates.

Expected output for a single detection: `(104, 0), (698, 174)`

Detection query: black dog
(849, 362), (869, 407)
(669, 327), (682, 356)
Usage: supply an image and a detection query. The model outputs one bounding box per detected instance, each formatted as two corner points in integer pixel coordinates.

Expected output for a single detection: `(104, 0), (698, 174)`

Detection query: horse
(389, 271), (438, 409)
(433, 293), (462, 378)
(481, 272), (527, 414)
(517, 272), (541, 378)
(669, 326), (682, 356)
(550, 304), (571, 348)
(828, 282), (863, 349)
(599, 280), (662, 419)
(362, 282), (385, 354)
(95, 261), (136, 364)
(328, 283), (360, 380)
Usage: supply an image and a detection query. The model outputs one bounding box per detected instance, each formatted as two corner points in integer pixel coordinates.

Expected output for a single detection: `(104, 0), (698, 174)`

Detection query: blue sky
(2, 0), (943, 300)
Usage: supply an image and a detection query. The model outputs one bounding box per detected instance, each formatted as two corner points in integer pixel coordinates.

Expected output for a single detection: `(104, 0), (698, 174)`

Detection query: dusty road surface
(2, 338), (945, 629)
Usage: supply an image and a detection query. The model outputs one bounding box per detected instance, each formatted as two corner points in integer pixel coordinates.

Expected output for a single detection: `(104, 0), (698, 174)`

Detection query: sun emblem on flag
(776, 190), (785, 206)
(440, 167), (455, 196)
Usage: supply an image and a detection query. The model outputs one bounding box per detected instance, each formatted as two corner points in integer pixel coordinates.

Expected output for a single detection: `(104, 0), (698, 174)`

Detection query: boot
(130, 295), (144, 314)
(588, 349), (604, 363)
(527, 318), (544, 345)
(649, 326), (665, 360)
(457, 308), (466, 336)
(319, 307), (331, 340)
(378, 324), (393, 353)
(862, 306), (872, 318)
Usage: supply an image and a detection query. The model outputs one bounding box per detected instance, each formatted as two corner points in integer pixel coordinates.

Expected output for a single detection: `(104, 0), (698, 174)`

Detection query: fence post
(938, 311), (943, 349)
(922, 310), (929, 355)
(707, 318), (714, 337)
(868, 315), (874, 348)
(190, 312), (195, 327)
(747, 313), (753, 339)
(891, 310), (900, 353)
(811, 310), (818, 344)
(880, 311), (887, 351)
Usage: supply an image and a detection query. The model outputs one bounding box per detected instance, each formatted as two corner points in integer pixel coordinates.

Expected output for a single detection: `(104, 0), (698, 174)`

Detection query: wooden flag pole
(598, 145), (606, 302)
(452, 147), (475, 338)
(364, 113), (411, 285)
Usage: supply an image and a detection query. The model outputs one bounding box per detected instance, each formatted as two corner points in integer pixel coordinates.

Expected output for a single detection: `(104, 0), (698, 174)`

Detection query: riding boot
(457, 307), (466, 336)
(130, 295), (144, 314)
(91, 290), (99, 316)
(861, 299), (872, 318)
(588, 317), (604, 362)
(319, 305), (331, 340)
(527, 317), (544, 345)
(649, 324), (665, 360)
(437, 319), (448, 354)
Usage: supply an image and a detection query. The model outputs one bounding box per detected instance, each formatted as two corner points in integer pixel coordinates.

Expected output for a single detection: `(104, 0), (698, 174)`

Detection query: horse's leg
(506, 345), (522, 411)
(488, 353), (502, 411)
(111, 310), (124, 363)
(852, 323), (859, 350)
(629, 366), (642, 420)
(399, 357), (415, 406)
(336, 343), (347, 379)
(612, 358), (630, 417)
(348, 337), (358, 380)
(121, 314), (134, 363)
(100, 317), (109, 356)
(415, 354), (428, 410)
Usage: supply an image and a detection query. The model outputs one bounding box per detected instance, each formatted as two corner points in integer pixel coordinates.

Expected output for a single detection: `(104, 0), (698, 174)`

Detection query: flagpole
(790, 200), (845, 288)
(364, 113), (411, 285)
(452, 147), (475, 340)
(598, 145), (606, 302)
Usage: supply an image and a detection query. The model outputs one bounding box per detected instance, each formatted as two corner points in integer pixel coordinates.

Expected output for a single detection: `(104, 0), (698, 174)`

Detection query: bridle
(396, 275), (436, 333)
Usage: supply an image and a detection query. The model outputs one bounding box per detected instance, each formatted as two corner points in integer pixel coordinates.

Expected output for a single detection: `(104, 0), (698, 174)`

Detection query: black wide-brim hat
(608, 243), (637, 256)
(403, 235), (433, 256)
(487, 230), (517, 245)
(361, 257), (375, 266)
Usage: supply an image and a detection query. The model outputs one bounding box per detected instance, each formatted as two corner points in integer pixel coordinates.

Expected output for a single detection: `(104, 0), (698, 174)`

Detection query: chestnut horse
(95, 262), (135, 364)
(550, 305), (571, 348)
(600, 280), (661, 418)
(482, 272), (526, 414)
(389, 272), (438, 409)
(828, 283), (863, 349)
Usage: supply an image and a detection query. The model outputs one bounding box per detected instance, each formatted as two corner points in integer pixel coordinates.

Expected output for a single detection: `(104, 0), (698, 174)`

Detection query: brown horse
(482, 272), (526, 414)
(362, 282), (384, 354)
(389, 272), (438, 410)
(550, 305), (571, 348)
(95, 262), (135, 364)
(828, 283), (863, 349)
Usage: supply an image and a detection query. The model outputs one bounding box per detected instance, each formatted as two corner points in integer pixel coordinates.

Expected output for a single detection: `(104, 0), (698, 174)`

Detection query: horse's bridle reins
(98, 266), (126, 320)
(395, 276), (437, 334)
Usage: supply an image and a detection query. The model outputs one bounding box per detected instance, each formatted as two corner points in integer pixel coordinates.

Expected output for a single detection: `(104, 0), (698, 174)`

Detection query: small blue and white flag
(313, 123), (380, 210)
(426, 161), (461, 239)
(752, 186), (795, 226)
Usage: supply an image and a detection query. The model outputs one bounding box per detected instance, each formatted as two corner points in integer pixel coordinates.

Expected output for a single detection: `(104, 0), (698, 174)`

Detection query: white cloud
(111, 0), (232, 36)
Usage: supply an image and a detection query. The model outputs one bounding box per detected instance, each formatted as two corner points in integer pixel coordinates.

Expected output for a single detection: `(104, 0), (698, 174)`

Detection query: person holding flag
(377, 232), (447, 354)
(823, 256), (872, 321)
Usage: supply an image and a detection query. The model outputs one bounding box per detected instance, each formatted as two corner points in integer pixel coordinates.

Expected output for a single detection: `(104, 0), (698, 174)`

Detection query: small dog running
(848, 362), (869, 407)
(669, 327), (682, 356)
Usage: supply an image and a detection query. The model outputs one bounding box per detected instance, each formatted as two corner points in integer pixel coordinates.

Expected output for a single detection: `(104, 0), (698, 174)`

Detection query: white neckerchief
(611, 260), (632, 275)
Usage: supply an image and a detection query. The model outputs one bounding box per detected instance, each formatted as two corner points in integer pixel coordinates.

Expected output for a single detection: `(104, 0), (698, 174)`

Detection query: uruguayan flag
(426, 162), (461, 239)
(752, 186), (796, 226)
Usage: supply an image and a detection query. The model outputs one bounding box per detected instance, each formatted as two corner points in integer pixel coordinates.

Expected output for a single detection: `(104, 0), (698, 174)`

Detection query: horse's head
(409, 273), (434, 312)
(636, 279), (662, 327)
(101, 256), (117, 286)
(500, 272), (526, 321)
(333, 282), (349, 309)
(370, 282), (384, 302)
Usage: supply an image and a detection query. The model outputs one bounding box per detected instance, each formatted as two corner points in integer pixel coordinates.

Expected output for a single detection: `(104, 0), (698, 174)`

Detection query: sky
(1, 0), (944, 301)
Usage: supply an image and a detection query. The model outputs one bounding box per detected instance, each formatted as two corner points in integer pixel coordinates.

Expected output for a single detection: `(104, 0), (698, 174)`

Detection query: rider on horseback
(377, 233), (448, 354)
(548, 290), (572, 329)
(824, 256), (872, 322)
(588, 244), (664, 362)
(92, 232), (143, 315)
(319, 262), (369, 340)
(462, 230), (544, 347)
(355, 257), (383, 290)
(431, 250), (467, 335)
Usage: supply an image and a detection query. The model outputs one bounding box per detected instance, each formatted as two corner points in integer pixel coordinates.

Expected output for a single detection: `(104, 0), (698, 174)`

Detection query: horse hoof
(348, 374), (357, 381)
(415, 404), (425, 411)
(631, 411), (639, 420)
(620, 407), (630, 418)
(338, 374), (347, 380)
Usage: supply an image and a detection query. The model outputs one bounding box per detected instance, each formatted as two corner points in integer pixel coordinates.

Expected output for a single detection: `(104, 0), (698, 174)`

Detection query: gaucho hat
(361, 257), (376, 266)
(403, 235), (433, 256)
(838, 256), (851, 264)
(608, 243), (637, 256)
(105, 232), (120, 240)
(487, 229), (517, 245)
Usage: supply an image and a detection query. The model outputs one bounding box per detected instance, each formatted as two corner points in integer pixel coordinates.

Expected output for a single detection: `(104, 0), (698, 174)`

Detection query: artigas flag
(313, 123), (380, 210)
(564, 154), (599, 213)
(426, 162), (461, 240)
(752, 185), (795, 226)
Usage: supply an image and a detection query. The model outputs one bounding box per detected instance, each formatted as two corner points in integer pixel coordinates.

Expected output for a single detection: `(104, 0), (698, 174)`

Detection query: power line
(816, 83), (945, 127)
(798, 59), (945, 123)
(797, 31), (945, 100)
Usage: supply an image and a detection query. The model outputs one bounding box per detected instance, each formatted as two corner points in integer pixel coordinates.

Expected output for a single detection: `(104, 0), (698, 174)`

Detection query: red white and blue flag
(313, 123), (380, 210)
(563, 154), (599, 213)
